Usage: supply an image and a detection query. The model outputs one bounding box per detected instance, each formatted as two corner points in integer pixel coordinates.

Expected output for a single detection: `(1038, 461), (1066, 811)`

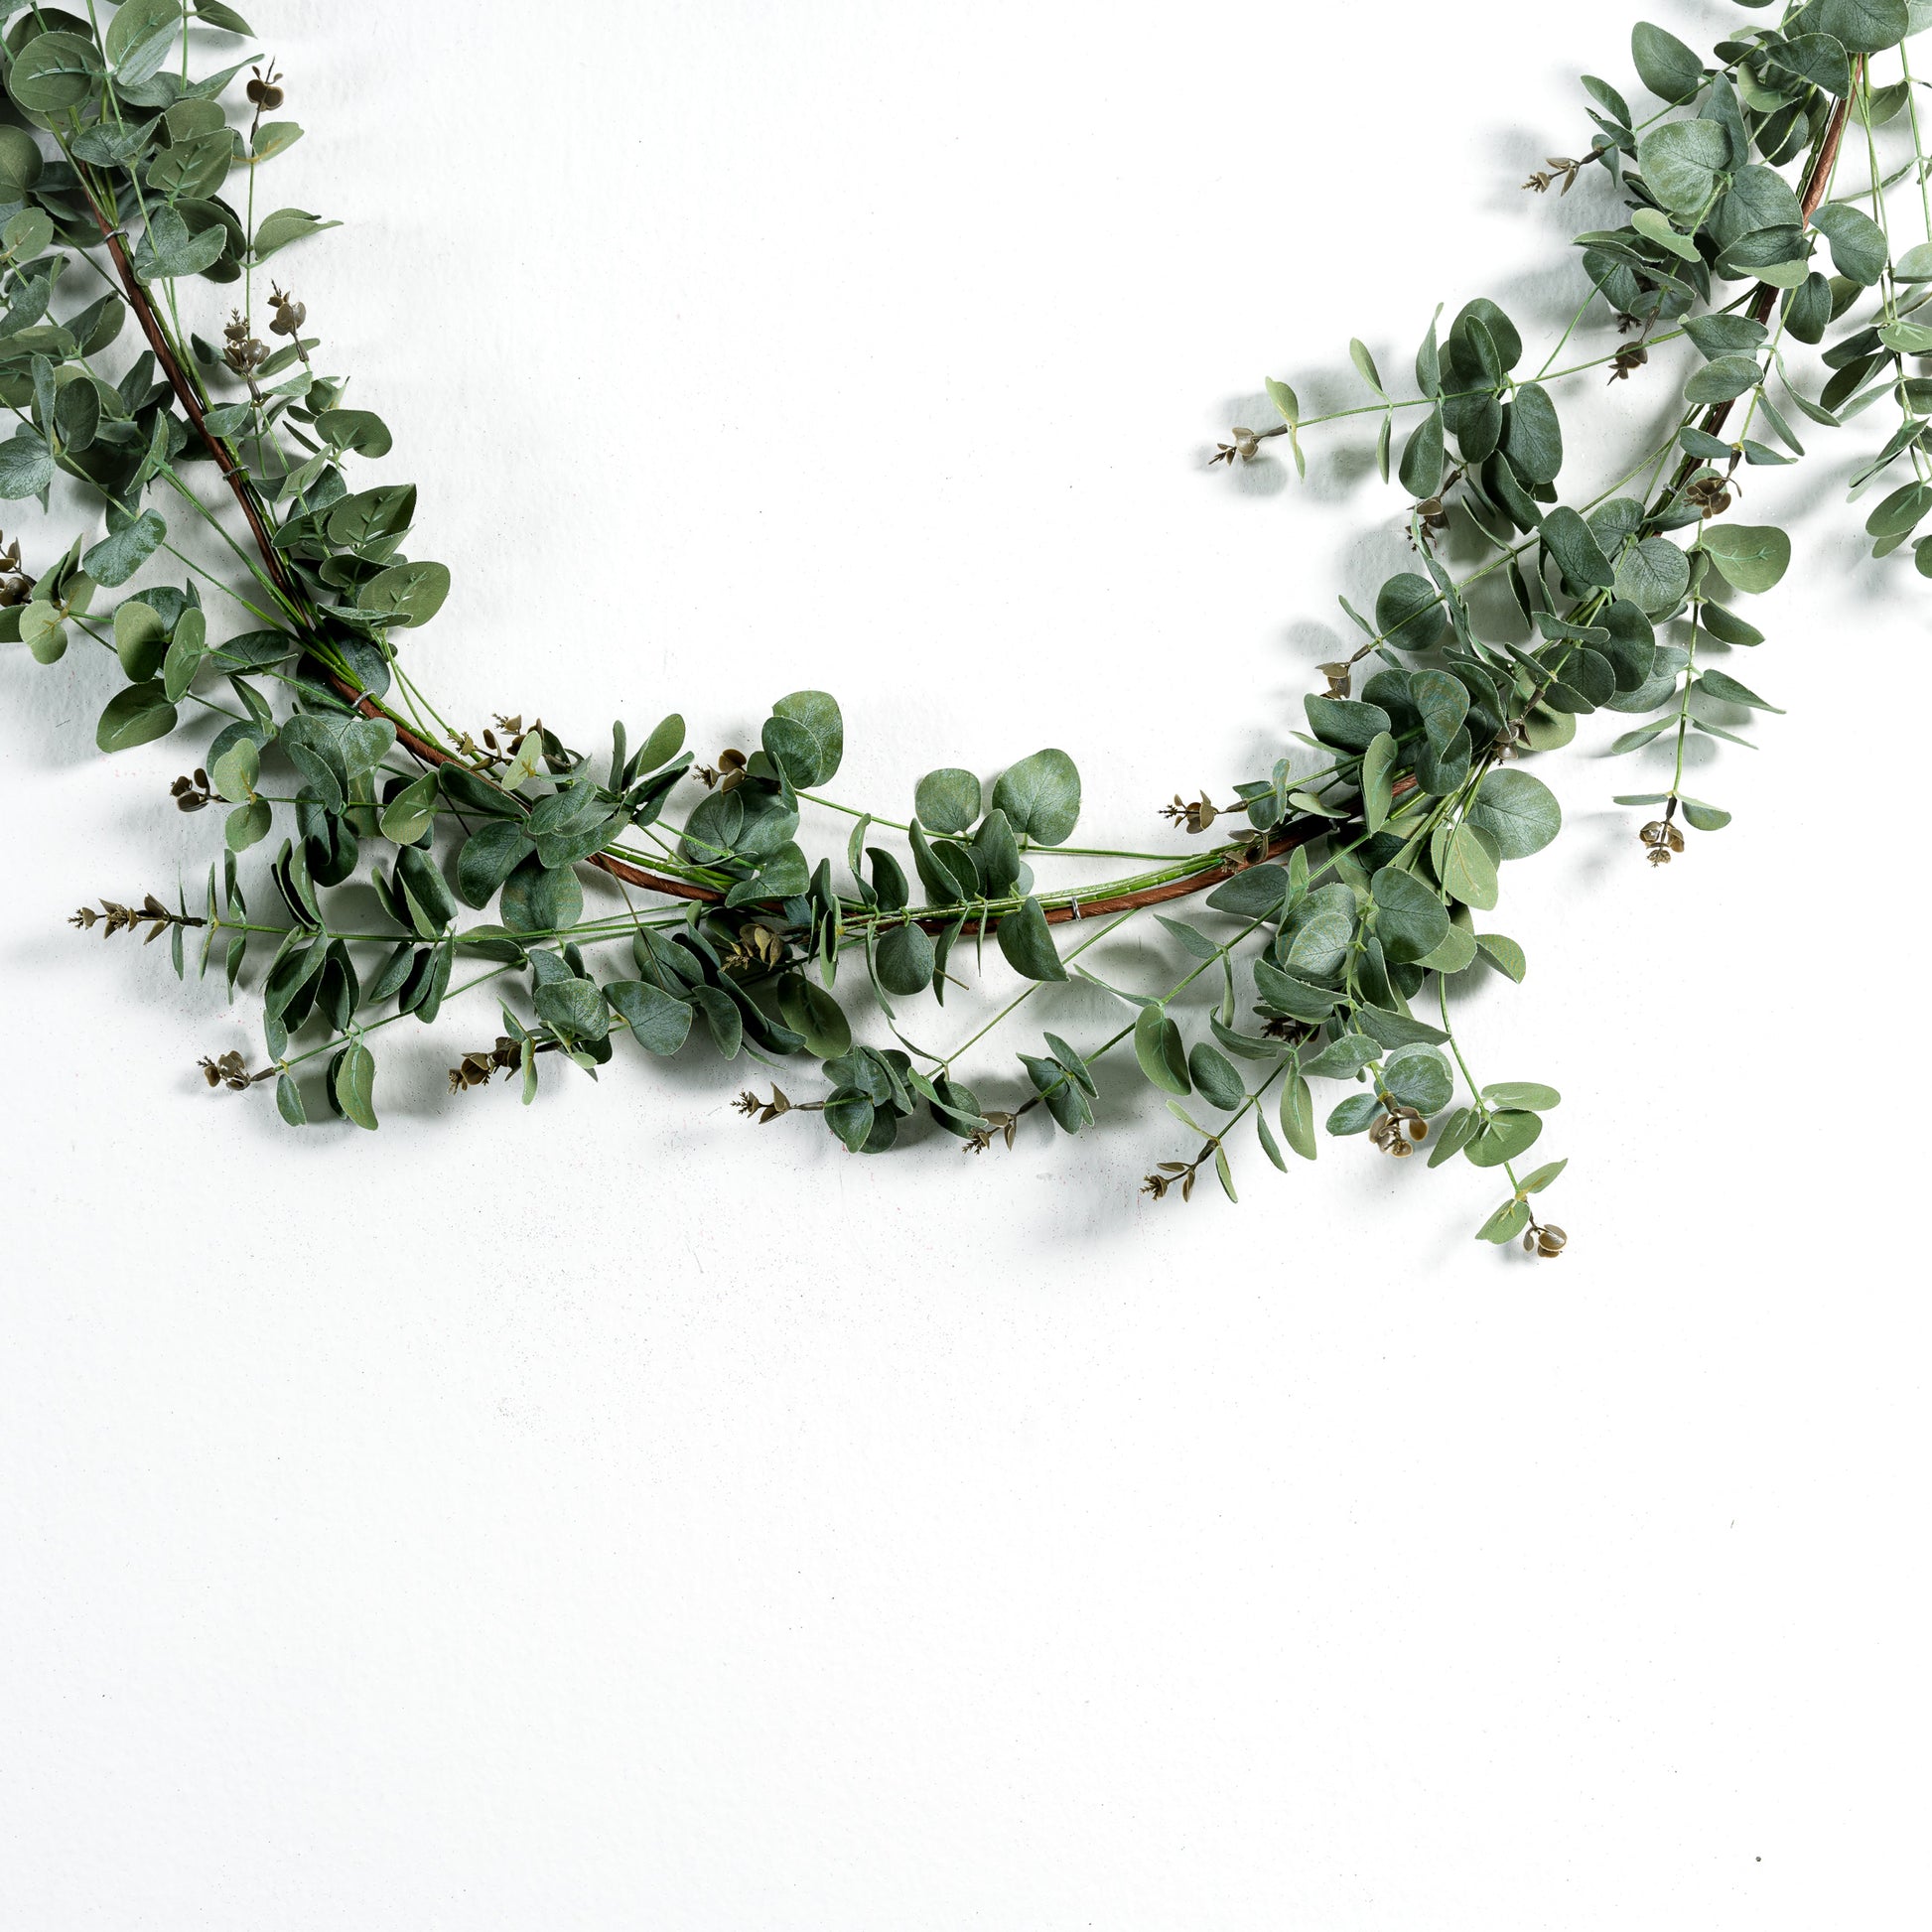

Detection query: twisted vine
(7, 0), (1924, 1256)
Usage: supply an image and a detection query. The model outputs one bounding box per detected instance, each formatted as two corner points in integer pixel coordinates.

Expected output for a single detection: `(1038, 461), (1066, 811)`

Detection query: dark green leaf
(1280, 1073), (1317, 1160)
(992, 748), (1081, 845)
(1134, 1005), (1190, 1094)
(1501, 383), (1563, 483)
(95, 680), (178, 753)
(1382, 1042), (1453, 1114)
(1463, 1108), (1543, 1168)
(1539, 505), (1614, 590)
(251, 207), (342, 262)
(914, 766), (982, 834)
(1466, 768), (1561, 860)
(1700, 523), (1789, 592)
(1811, 201), (1887, 284)
(1635, 118), (1730, 215)
(1398, 406), (1445, 497)
(995, 897), (1066, 982)
(334, 1038), (378, 1131)
(876, 921), (936, 996)
(1188, 1041), (1244, 1110)
(1204, 864), (1291, 917)
(1631, 21), (1704, 101)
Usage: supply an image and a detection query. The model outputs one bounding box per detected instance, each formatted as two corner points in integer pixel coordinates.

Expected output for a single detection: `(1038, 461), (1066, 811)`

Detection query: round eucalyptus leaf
(1462, 1108), (1544, 1169)
(1699, 523), (1790, 593)
(95, 680), (178, 753)
(913, 766), (983, 834)
(1187, 1040), (1245, 1111)
(1467, 769), (1561, 861)
(500, 851), (584, 934)
(1613, 536), (1691, 616)
(992, 748), (1081, 845)
(1501, 382), (1563, 483)
(333, 1038), (378, 1131)
(1635, 119), (1731, 216)
(7, 32), (103, 115)
(357, 560), (450, 627)
(1133, 1004), (1190, 1095)
(0, 126), (44, 201)
(113, 600), (170, 680)
(876, 921), (935, 996)
(771, 689), (844, 785)
(1326, 1092), (1382, 1137)
(822, 1089), (877, 1144)
(1382, 1042), (1453, 1115)
(1631, 20), (1704, 101)
(1369, 866), (1450, 965)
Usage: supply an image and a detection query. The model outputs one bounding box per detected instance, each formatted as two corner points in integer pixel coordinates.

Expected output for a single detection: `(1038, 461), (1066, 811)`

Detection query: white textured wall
(1, 3), (1923, 1926)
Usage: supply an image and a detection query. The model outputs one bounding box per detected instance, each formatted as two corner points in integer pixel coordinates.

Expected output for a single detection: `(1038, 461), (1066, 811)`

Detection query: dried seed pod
(1535, 1224), (1568, 1259)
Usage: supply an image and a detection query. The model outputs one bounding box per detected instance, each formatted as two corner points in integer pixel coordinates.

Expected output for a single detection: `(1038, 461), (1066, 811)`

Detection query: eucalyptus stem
(22, 2), (1926, 1251)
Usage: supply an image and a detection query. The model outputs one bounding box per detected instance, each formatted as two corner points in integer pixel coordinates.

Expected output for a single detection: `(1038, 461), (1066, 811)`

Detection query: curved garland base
(7, 0), (1919, 1256)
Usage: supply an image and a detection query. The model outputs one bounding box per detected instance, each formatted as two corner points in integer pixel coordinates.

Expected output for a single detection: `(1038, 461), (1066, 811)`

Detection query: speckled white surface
(2, 2), (1925, 1926)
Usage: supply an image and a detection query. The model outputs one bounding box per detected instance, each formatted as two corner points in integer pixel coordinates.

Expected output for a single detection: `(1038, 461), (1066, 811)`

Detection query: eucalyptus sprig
(5, 1), (1919, 1256)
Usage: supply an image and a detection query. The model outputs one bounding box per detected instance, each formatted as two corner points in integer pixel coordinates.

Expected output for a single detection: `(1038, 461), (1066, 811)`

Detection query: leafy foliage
(17, 0), (1917, 1259)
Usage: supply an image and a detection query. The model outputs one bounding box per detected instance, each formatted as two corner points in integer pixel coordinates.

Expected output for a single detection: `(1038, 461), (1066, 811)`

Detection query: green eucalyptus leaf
(95, 680), (178, 753)
(1463, 1108), (1543, 1168)
(1370, 866), (1449, 964)
(251, 207), (342, 262)
(876, 921), (936, 996)
(1466, 769), (1561, 861)
(1635, 118), (1730, 217)
(1699, 523), (1789, 593)
(605, 979), (693, 1055)
(1475, 933), (1527, 981)
(1811, 201), (1887, 284)
(992, 749), (1081, 845)
(1134, 1005), (1191, 1095)
(7, 32), (104, 115)
(1383, 1042), (1453, 1115)
(995, 897), (1066, 982)
(1501, 383), (1563, 483)
(1281, 1072), (1317, 1160)
(1614, 536), (1690, 616)
(1483, 1081), (1561, 1112)
(334, 1038), (378, 1131)
(1188, 1041), (1245, 1110)
(1631, 21), (1704, 101)
(914, 766), (982, 834)
(113, 600), (170, 680)
(1476, 1197), (1532, 1244)
(380, 770), (440, 843)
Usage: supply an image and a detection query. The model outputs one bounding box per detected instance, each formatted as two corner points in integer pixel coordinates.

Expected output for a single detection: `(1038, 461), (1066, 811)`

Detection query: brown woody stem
(87, 190), (1424, 932)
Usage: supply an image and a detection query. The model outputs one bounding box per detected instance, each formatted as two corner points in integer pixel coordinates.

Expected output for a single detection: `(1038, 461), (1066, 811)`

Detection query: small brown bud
(268, 285), (306, 337)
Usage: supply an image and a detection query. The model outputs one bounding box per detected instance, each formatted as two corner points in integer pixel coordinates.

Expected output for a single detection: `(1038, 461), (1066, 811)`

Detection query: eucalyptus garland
(5, 2), (1921, 1254)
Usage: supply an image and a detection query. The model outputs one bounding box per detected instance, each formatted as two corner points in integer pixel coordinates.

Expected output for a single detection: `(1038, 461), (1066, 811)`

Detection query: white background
(3, 2), (1926, 1926)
